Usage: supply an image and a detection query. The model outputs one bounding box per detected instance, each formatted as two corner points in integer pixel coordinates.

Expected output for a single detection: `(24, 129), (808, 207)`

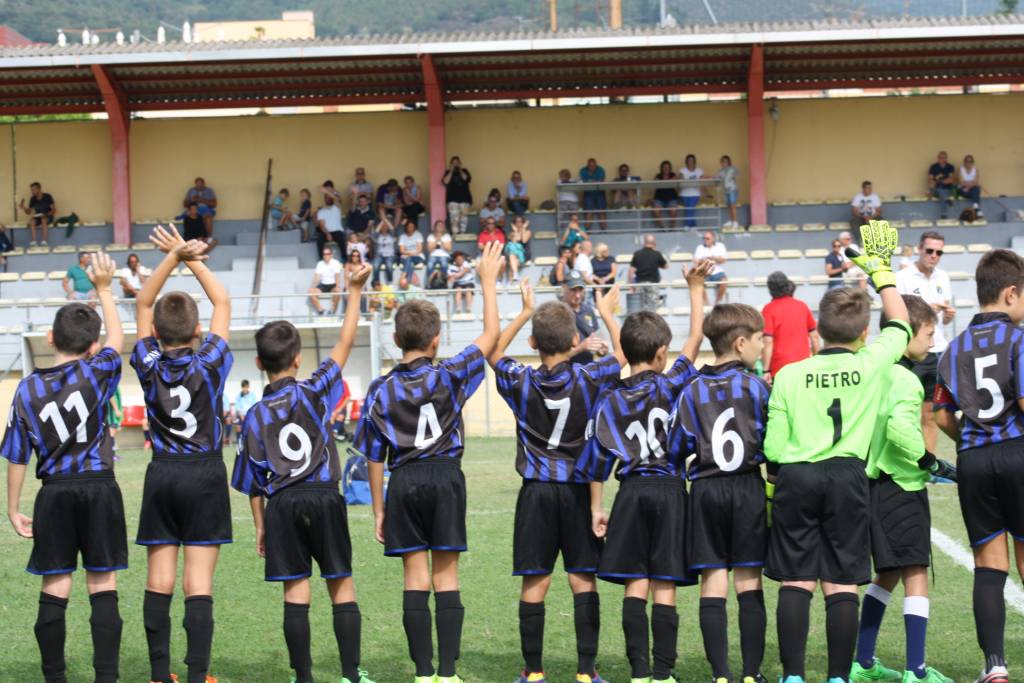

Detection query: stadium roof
(0, 14), (1022, 114)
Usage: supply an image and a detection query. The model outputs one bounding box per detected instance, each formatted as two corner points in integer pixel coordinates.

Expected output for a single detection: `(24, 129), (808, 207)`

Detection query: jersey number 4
(39, 390), (89, 443)
(414, 403), (443, 449)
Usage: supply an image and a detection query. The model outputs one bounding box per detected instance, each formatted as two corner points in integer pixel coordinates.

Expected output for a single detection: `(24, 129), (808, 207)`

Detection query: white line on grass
(931, 526), (1024, 615)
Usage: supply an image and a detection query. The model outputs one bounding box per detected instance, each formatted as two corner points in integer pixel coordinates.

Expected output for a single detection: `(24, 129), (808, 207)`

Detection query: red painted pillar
(91, 65), (131, 244)
(747, 44), (767, 226)
(420, 54), (447, 228)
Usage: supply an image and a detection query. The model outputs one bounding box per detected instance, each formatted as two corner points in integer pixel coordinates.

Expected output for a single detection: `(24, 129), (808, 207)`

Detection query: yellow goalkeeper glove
(845, 219), (899, 291)
(765, 481), (775, 528)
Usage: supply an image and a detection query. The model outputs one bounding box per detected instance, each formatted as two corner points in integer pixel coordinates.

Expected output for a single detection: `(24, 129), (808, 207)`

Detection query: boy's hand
(150, 223), (186, 255)
(87, 252), (118, 291)
(520, 278), (535, 312)
(176, 239), (210, 263)
(349, 263), (372, 291)
(595, 281), (621, 318)
(8, 512), (32, 538)
(476, 240), (504, 282)
(685, 259), (713, 286)
(846, 219), (899, 290)
(591, 509), (608, 539)
(374, 511), (386, 545)
(255, 526), (266, 558)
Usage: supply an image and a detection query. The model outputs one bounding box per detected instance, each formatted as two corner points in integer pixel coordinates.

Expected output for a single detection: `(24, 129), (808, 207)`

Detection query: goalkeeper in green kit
(764, 220), (911, 683)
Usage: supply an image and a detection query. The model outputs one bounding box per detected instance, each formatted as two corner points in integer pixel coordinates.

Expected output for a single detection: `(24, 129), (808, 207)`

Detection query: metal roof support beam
(747, 44), (767, 227)
(421, 54), (447, 228)
(91, 65), (131, 244)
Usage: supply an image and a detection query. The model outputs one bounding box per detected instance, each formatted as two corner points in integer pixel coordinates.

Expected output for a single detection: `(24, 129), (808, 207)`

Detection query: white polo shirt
(896, 264), (952, 353)
(694, 241), (727, 276)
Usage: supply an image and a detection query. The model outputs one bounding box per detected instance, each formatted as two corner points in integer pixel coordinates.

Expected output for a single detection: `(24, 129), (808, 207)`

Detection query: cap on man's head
(565, 270), (586, 289)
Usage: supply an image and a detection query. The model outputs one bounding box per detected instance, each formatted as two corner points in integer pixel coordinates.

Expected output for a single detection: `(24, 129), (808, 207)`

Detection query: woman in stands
(958, 154), (982, 217)
(652, 159), (679, 229)
(505, 215), (531, 283)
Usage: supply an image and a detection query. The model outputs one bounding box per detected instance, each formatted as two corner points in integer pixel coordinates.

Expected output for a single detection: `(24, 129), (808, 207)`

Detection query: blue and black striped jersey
(669, 361), (769, 480)
(231, 359), (344, 497)
(353, 345), (485, 469)
(936, 312), (1024, 451)
(577, 357), (697, 481)
(1, 347), (121, 478)
(495, 355), (620, 482)
(131, 334), (233, 457)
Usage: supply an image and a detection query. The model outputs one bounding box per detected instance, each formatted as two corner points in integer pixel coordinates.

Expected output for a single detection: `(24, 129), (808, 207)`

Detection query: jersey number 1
(827, 398), (842, 446)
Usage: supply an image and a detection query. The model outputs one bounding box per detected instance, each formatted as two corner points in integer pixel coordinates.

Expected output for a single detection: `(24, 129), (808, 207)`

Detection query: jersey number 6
(710, 407), (744, 472)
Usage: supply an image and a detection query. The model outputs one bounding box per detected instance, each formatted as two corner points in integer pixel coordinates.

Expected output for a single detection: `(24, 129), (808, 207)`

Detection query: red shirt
(762, 296), (817, 376)
(477, 228), (506, 251)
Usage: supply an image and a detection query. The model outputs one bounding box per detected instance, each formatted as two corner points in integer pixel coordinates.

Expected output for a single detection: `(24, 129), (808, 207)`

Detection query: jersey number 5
(975, 354), (1005, 420)
(39, 390), (89, 444)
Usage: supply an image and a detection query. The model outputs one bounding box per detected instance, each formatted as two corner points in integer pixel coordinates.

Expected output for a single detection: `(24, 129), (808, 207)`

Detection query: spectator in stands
(580, 157), (608, 230)
(320, 179), (343, 206)
(508, 214), (533, 264)
(560, 213), (587, 249)
(368, 280), (398, 319)
(693, 230), (728, 304)
(0, 223), (13, 255)
(896, 230), (955, 453)
(850, 179), (882, 230)
(182, 177), (217, 237)
(376, 178), (404, 226)
(563, 269), (607, 365)
(20, 181), (55, 246)
(761, 271), (820, 384)
(295, 188), (312, 242)
(372, 218), (398, 285)
(507, 171), (530, 215)
(119, 253), (150, 300)
(678, 154), (705, 229)
(837, 230), (867, 289)
(928, 151), (957, 218)
(443, 155), (473, 234)
(505, 216), (530, 282)
(958, 154), (982, 216)
(652, 160), (680, 229)
(63, 251), (95, 303)
(550, 246), (574, 287)
(479, 191), (507, 231)
(395, 272), (424, 306)
(398, 219), (425, 279)
(630, 233), (668, 312)
(315, 196), (345, 258)
(227, 380), (258, 445)
(477, 217), (507, 281)
(270, 188), (298, 231)
(308, 246), (344, 315)
(426, 220), (453, 287)
(448, 251), (475, 313)
(347, 194), (374, 235)
(402, 175), (425, 227)
(347, 230), (368, 263)
(825, 237), (851, 288)
(591, 242), (617, 299)
(611, 163), (641, 208)
(182, 203), (208, 242)
(345, 250), (368, 313)
(348, 168), (374, 205)
(575, 239), (595, 284)
(557, 168), (580, 217)
(719, 155), (740, 229)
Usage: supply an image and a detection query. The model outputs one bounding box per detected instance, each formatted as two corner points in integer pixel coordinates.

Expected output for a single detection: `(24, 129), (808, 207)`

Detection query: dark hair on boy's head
(256, 320), (302, 374)
(766, 271), (794, 299)
(395, 299), (441, 351)
(621, 311), (672, 364)
(241, 379), (250, 387)
(703, 304), (764, 356)
(30, 181), (41, 189)
(531, 301), (576, 355)
(53, 302), (101, 355)
(818, 287), (871, 343)
(153, 291), (200, 346)
(976, 248), (1024, 306)
(881, 294), (936, 335)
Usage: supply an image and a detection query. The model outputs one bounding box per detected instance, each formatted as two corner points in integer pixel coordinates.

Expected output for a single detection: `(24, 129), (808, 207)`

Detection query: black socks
(700, 597), (731, 680)
(519, 600), (545, 674)
(284, 603), (313, 683)
(777, 586), (812, 679)
(435, 591), (464, 678)
(737, 589), (767, 678)
(35, 592), (68, 683)
(974, 568), (1008, 669)
(144, 590), (174, 683)
(333, 601), (362, 683)
(183, 595), (214, 683)
(89, 590), (122, 683)
(825, 592), (860, 681)
(573, 591), (600, 676)
(651, 603), (679, 680)
(622, 596), (650, 678)
(403, 590), (434, 677)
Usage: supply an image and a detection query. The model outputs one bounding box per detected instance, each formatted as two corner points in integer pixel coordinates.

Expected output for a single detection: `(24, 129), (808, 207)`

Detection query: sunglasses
(924, 248), (944, 256)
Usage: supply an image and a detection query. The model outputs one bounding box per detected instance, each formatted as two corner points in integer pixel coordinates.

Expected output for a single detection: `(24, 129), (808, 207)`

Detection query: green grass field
(0, 437), (1021, 682)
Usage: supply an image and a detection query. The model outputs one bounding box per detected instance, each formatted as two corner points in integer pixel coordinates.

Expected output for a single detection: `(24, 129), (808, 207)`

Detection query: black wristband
(917, 451), (937, 471)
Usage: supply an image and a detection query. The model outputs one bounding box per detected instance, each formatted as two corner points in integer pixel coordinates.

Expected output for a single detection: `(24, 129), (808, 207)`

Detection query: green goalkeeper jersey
(865, 359), (928, 491)
(765, 319), (911, 465)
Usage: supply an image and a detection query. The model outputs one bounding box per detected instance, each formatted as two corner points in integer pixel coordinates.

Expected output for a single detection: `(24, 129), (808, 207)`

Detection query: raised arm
(136, 225), (190, 338)
(594, 282), (625, 366)
(152, 223), (231, 341)
(87, 252), (123, 353)
(329, 263), (372, 368)
(487, 278), (534, 367)
(682, 261), (713, 361)
(471, 240), (504, 356)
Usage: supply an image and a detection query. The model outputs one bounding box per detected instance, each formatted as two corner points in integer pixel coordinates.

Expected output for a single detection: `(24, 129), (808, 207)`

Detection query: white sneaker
(40, 240), (48, 246)
(974, 665), (1009, 683)
(29, 240), (36, 247)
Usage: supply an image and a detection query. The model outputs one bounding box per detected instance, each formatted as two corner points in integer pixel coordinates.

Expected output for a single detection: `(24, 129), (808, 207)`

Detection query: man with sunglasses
(897, 231), (955, 452)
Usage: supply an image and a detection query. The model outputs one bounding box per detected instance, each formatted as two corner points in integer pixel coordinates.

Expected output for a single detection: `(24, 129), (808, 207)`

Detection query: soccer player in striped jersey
(852, 295), (956, 683)
(489, 278), (624, 683)
(765, 220), (910, 683)
(669, 303), (770, 683)
(578, 260), (712, 683)
(354, 241), (504, 683)
(3, 252), (124, 683)
(933, 249), (1024, 683)
(131, 225), (232, 683)
(231, 262), (375, 683)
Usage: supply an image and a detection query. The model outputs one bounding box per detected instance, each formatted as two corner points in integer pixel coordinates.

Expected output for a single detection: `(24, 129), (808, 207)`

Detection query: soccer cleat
(514, 673), (546, 683)
(974, 667), (1009, 683)
(653, 677), (678, 683)
(437, 677), (464, 683)
(778, 677), (806, 683)
(744, 676), (770, 683)
(827, 679), (847, 683)
(341, 670), (376, 683)
(578, 676), (609, 683)
(629, 679), (652, 683)
(413, 677), (436, 683)
(902, 668), (953, 683)
(851, 658), (902, 682)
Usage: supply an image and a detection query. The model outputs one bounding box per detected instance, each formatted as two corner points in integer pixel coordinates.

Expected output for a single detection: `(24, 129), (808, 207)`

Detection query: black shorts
(384, 459), (466, 556)
(513, 480), (601, 576)
(958, 438), (1024, 546)
(765, 458), (871, 585)
(911, 352), (938, 400)
(28, 473), (128, 575)
(316, 282), (337, 294)
(136, 455), (233, 546)
(265, 483), (352, 581)
(598, 477), (694, 586)
(688, 471), (767, 571)
(869, 476), (931, 572)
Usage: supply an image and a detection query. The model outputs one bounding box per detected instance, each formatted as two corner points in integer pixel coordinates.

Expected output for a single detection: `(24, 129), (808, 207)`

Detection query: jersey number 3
(168, 386), (198, 439)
